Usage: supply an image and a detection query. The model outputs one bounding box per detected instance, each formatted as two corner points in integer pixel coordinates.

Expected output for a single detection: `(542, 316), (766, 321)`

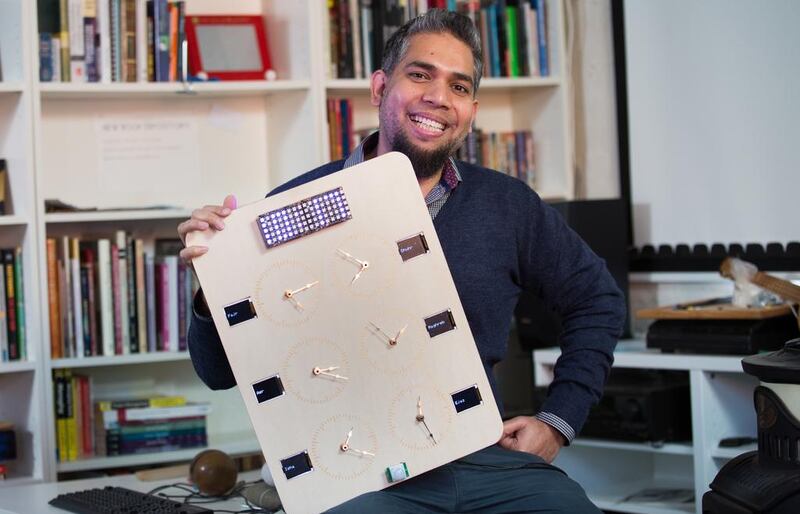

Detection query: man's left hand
(498, 416), (565, 463)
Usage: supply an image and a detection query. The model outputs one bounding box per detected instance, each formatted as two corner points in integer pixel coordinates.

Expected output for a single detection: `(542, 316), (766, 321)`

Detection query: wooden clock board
(188, 152), (503, 513)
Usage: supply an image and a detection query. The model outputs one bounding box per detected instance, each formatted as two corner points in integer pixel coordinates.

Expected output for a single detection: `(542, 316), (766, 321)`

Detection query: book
(3, 249), (19, 361)
(0, 159), (7, 215)
(37, 0), (61, 82)
(12, 247), (25, 360)
(68, 0), (86, 81)
(54, 369), (68, 461)
(70, 238), (84, 357)
(83, 0), (99, 82)
(97, 239), (114, 356)
(135, 239), (147, 350)
(115, 231), (130, 354)
(101, 403), (211, 425)
(0, 265), (7, 361)
(534, 0), (548, 76)
(96, 395), (187, 411)
(58, 0), (71, 81)
(98, 0), (112, 82)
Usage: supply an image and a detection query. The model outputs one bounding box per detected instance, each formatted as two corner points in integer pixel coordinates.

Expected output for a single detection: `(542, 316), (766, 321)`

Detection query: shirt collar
(343, 131), (462, 192)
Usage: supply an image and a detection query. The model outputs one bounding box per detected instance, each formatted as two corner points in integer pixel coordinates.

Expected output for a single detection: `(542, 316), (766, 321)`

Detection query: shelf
(0, 82), (24, 94)
(573, 438), (694, 456)
(39, 80), (312, 99)
(0, 476), (41, 487)
(630, 271), (800, 283)
(535, 339), (748, 373)
(56, 432), (259, 473)
(325, 76), (560, 94)
(0, 215), (28, 226)
(587, 479), (696, 514)
(0, 361), (36, 374)
(44, 208), (192, 224)
(51, 351), (190, 369)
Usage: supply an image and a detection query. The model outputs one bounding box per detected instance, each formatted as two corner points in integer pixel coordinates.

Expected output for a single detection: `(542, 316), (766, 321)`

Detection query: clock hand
(312, 367), (349, 380)
(416, 396), (437, 444)
(368, 322), (396, 346)
(393, 324), (408, 344)
(287, 280), (319, 296)
(282, 293), (304, 311)
(337, 249), (367, 267)
(340, 428), (353, 452)
(349, 448), (375, 457)
(350, 263), (369, 285)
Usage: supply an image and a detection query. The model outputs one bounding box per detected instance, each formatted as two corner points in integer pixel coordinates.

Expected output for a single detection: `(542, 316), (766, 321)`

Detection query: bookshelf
(0, 0), (575, 484)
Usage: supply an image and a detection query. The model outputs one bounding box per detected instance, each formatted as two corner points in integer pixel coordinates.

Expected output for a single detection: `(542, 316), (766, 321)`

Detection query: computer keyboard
(49, 485), (212, 514)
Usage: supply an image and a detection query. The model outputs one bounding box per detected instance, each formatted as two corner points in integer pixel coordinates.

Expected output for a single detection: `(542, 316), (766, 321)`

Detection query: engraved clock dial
(388, 386), (455, 451)
(329, 233), (397, 298)
(360, 309), (426, 375)
(280, 338), (350, 404)
(310, 414), (379, 480)
(253, 260), (322, 327)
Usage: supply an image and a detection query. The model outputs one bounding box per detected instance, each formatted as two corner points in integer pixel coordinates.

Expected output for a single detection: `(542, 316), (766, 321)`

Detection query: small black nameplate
(252, 375), (284, 404)
(224, 298), (257, 326)
(397, 233), (429, 261)
(424, 310), (456, 338)
(452, 385), (483, 413)
(281, 451), (313, 480)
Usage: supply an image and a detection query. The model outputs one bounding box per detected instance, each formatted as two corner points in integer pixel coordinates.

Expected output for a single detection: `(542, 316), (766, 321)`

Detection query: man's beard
(388, 127), (465, 180)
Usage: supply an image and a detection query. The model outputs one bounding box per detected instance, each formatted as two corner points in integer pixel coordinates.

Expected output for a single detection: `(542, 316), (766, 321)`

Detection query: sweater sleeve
(187, 289), (236, 390)
(519, 190), (626, 437)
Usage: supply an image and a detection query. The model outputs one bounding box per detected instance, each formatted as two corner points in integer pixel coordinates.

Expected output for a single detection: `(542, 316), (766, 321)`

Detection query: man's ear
(469, 99), (479, 132)
(370, 70), (387, 107)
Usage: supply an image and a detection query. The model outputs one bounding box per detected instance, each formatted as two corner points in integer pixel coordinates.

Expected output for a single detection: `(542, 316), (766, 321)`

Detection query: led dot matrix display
(258, 187), (352, 249)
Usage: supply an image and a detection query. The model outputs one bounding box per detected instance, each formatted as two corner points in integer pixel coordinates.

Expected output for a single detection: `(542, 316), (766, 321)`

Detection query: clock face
(359, 308), (427, 375)
(387, 385), (455, 451)
(328, 233), (398, 298)
(280, 338), (350, 404)
(253, 259), (322, 327)
(310, 414), (379, 480)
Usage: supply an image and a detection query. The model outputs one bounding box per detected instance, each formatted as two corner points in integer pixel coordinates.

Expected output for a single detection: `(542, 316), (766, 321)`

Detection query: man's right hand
(178, 194), (237, 267)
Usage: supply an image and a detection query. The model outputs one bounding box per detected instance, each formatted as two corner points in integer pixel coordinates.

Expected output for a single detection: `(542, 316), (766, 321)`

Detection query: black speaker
(514, 198), (630, 350)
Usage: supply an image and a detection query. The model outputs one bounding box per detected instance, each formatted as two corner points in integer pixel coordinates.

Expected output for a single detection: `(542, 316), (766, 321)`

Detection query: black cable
(145, 480), (274, 513)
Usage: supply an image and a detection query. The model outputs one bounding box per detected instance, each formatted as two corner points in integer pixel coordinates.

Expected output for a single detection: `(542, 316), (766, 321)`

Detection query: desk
(0, 470), (272, 514)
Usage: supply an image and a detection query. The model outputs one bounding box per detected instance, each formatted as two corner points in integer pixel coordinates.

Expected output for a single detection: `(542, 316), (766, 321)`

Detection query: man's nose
(421, 80), (450, 107)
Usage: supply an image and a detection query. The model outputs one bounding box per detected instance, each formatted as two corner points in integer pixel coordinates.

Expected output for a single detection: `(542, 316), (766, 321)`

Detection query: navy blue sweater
(188, 159), (626, 435)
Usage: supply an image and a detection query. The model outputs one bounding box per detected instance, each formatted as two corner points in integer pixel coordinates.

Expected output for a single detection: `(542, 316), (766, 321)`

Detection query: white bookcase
(534, 341), (759, 514)
(0, 0), (574, 484)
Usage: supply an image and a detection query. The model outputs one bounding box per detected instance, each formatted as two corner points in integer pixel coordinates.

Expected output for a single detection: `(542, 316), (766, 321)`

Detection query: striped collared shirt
(342, 132), (461, 219)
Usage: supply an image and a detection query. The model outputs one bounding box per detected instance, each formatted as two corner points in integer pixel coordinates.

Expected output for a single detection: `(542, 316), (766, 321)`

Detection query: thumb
(502, 416), (528, 435)
(223, 194), (238, 211)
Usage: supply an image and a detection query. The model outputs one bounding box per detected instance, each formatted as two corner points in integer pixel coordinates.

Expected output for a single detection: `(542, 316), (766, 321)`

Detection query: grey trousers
(325, 445), (600, 513)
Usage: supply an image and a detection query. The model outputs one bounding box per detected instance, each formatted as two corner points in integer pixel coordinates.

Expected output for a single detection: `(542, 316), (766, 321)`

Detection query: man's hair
(381, 9), (484, 95)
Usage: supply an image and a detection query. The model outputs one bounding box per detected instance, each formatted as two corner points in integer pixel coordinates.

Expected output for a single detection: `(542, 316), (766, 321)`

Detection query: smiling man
(180, 9), (625, 513)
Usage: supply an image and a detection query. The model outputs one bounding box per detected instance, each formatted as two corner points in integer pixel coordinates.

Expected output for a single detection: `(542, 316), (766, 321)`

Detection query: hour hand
(312, 366), (349, 381)
(369, 322), (397, 346)
(337, 249), (366, 267)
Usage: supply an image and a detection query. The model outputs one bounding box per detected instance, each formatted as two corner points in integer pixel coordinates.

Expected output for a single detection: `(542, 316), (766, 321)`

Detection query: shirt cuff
(535, 411), (576, 445)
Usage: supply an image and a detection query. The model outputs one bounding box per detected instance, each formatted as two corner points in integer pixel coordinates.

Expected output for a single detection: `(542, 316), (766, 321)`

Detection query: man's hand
(178, 194), (237, 267)
(498, 416), (565, 463)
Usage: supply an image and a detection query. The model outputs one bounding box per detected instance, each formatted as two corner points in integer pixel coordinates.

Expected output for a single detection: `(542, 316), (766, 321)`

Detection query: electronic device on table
(49, 486), (211, 514)
(187, 152), (503, 513)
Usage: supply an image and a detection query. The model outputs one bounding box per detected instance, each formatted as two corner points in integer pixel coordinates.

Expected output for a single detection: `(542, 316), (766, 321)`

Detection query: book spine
(79, 375), (92, 456)
(47, 239), (62, 359)
(135, 0), (148, 81)
(71, 371), (83, 458)
(13, 247), (25, 360)
(145, 253), (156, 351)
(505, 6), (519, 77)
(115, 231), (130, 353)
(526, 2), (539, 77)
(135, 240), (147, 350)
(154, 0), (169, 81)
(97, 395), (186, 410)
(3, 251), (17, 361)
(106, 403), (211, 424)
(0, 264), (7, 361)
(39, 34), (54, 82)
(68, 0), (85, 81)
(123, 0), (137, 81)
(71, 238), (84, 358)
(97, 239), (114, 356)
(83, 0), (99, 82)
(126, 234), (138, 353)
(177, 262), (186, 351)
(168, 1), (178, 81)
(110, 243), (122, 355)
(98, 0), (112, 82)
(166, 256), (178, 351)
(534, 0), (548, 76)
(55, 370), (68, 461)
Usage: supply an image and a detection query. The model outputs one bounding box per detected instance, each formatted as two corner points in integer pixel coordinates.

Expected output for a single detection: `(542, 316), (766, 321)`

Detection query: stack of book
(328, 98), (376, 160)
(328, 0), (549, 79)
(46, 234), (195, 360)
(456, 129), (535, 187)
(53, 369), (210, 461)
(1, 247), (26, 362)
(95, 396), (209, 457)
(37, 0), (187, 83)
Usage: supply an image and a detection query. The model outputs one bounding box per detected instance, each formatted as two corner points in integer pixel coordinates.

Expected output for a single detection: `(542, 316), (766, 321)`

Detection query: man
(179, 9), (624, 513)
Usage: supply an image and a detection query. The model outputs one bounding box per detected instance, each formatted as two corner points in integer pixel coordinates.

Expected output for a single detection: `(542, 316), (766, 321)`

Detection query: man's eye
(409, 72), (427, 79)
(453, 84), (470, 94)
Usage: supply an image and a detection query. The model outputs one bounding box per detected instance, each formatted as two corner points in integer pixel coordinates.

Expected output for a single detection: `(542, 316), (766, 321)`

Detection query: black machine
(703, 339), (800, 513)
(49, 486), (212, 514)
(646, 315), (800, 355)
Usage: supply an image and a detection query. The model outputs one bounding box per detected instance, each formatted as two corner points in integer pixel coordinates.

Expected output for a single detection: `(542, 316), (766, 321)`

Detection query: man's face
(371, 32), (479, 179)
